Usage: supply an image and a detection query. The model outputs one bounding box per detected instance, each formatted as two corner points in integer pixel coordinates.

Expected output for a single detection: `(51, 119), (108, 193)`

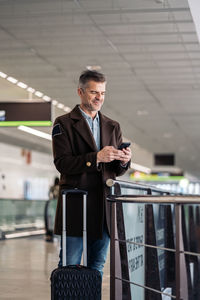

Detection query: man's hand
(97, 146), (132, 164)
(97, 146), (125, 163)
(120, 147), (132, 165)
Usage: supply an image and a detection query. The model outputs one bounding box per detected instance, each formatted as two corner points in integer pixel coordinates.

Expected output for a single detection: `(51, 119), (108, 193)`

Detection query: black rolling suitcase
(50, 189), (102, 299)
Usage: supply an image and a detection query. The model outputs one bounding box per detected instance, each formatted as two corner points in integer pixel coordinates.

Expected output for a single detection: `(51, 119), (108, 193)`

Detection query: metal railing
(106, 179), (200, 300)
(106, 178), (173, 196)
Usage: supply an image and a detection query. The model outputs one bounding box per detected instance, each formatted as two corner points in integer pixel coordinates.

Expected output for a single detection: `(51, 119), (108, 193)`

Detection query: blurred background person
(44, 177), (59, 242)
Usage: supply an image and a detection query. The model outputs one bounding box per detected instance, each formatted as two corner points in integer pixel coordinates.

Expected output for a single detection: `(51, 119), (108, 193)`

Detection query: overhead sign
(154, 154), (175, 166)
(0, 101), (52, 126)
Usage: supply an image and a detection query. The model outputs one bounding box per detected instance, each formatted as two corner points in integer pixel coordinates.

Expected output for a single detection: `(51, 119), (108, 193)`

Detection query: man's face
(78, 80), (106, 113)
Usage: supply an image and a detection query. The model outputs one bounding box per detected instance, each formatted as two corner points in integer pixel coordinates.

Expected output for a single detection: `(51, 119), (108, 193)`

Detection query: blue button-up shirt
(79, 106), (101, 151)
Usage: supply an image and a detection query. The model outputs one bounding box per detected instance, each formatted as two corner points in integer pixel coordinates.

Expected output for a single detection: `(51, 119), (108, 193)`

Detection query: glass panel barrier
(113, 202), (176, 300)
(182, 204), (200, 299)
(107, 179), (200, 300)
(0, 198), (47, 238)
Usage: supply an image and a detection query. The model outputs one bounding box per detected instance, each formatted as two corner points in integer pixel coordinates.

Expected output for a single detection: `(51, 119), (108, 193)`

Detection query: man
(52, 70), (131, 275)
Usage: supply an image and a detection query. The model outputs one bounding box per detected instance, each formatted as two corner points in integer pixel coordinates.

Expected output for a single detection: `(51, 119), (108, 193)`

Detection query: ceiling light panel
(35, 91), (43, 97)
(52, 100), (58, 106)
(27, 87), (35, 93)
(0, 71), (7, 78)
(57, 103), (64, 109)
(17, 82), (28, 89)
(43, 95), (51, 101)
(7, 76), (18, 84)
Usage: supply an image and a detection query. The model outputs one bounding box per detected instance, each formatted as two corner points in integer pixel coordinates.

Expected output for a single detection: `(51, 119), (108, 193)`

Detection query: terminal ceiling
(0, 0), (200, 178)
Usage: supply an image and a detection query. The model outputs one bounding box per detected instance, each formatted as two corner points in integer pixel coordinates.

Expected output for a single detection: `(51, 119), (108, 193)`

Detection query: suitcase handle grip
(62, 189), (88, 195)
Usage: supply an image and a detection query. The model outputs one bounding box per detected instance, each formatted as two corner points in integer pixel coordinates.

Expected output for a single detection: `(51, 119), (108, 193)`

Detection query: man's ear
(77, 87), (83, 97)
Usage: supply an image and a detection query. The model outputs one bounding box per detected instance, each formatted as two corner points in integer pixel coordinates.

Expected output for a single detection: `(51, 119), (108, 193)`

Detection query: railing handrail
(107, 194), (200, 204)
(106, 178), (176, 195)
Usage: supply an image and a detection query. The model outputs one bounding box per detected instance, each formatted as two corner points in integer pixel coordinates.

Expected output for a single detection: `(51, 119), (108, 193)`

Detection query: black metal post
(147, 188), (152, 195)
(175, 203), (181, 300)
(110, 201), (116, 300)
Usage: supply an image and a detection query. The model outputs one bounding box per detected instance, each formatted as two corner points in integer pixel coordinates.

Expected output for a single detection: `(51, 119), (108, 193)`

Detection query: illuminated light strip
(0, 121), (52, 127)
(5, 229), (45, 239)
(35, 91), (43, 97)
(131, 162), (151, 174)
(7, 76), (18, 84)
(52, 100), (58, 105)
(17, 82), (28, 89)
(0, 71), (7, 78)
(64, 106), (71, 112)
(43, 95), (51, 101)
(18, 125), (52, 140)
(57, 103), (64, 109)
(27, 87), (35, 93)
(87, 65), (102, 70)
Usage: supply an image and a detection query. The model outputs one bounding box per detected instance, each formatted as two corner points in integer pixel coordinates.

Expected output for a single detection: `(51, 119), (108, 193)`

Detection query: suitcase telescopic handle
(61, 189), (88, 267)
(62, 189), (88, 196)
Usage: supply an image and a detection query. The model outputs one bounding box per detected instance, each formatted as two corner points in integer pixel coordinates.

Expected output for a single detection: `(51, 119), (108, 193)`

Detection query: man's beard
(83, 102), (101, 112)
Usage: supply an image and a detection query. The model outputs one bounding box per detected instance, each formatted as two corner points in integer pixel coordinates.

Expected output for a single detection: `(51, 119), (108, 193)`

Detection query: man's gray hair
(78, 70), (106, 89)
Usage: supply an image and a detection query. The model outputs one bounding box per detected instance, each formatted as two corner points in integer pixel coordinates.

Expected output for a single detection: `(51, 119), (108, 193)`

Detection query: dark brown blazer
(52, 105), (130, 239)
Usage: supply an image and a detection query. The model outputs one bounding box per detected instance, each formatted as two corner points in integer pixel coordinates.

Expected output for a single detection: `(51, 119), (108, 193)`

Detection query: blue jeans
(58, 225), (110, 276)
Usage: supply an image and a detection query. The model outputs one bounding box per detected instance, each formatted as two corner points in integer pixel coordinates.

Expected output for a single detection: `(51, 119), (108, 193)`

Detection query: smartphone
(118, 142), (131, 150)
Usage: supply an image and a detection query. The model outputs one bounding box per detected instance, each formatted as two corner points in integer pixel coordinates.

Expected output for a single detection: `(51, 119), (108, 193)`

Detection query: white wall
(0, 142), (58, 200)
(130, 143), (153, 169)
(123, 137), (153, 169)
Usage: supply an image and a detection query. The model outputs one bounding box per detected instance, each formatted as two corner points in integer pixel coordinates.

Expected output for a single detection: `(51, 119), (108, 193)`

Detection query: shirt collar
(79, 106), (99, 122)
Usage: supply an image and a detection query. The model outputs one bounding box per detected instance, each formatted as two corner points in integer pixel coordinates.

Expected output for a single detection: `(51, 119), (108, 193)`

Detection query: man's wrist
(97, 152), (100, 164)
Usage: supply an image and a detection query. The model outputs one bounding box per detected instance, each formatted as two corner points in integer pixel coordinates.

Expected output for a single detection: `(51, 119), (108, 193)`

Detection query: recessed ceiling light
(57, 103), (64, 109)
(43, 95), (51, 101)
(0, 71), (7, 78)
(86, 66), (102, 71)
(17, 82), (28, 89)
(52, 100), (58, 106)
(7, 76), (18, 84)
(35, 91), (43, 98)
(27, 87), (35, 93)
(64, 106), (71, 112)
